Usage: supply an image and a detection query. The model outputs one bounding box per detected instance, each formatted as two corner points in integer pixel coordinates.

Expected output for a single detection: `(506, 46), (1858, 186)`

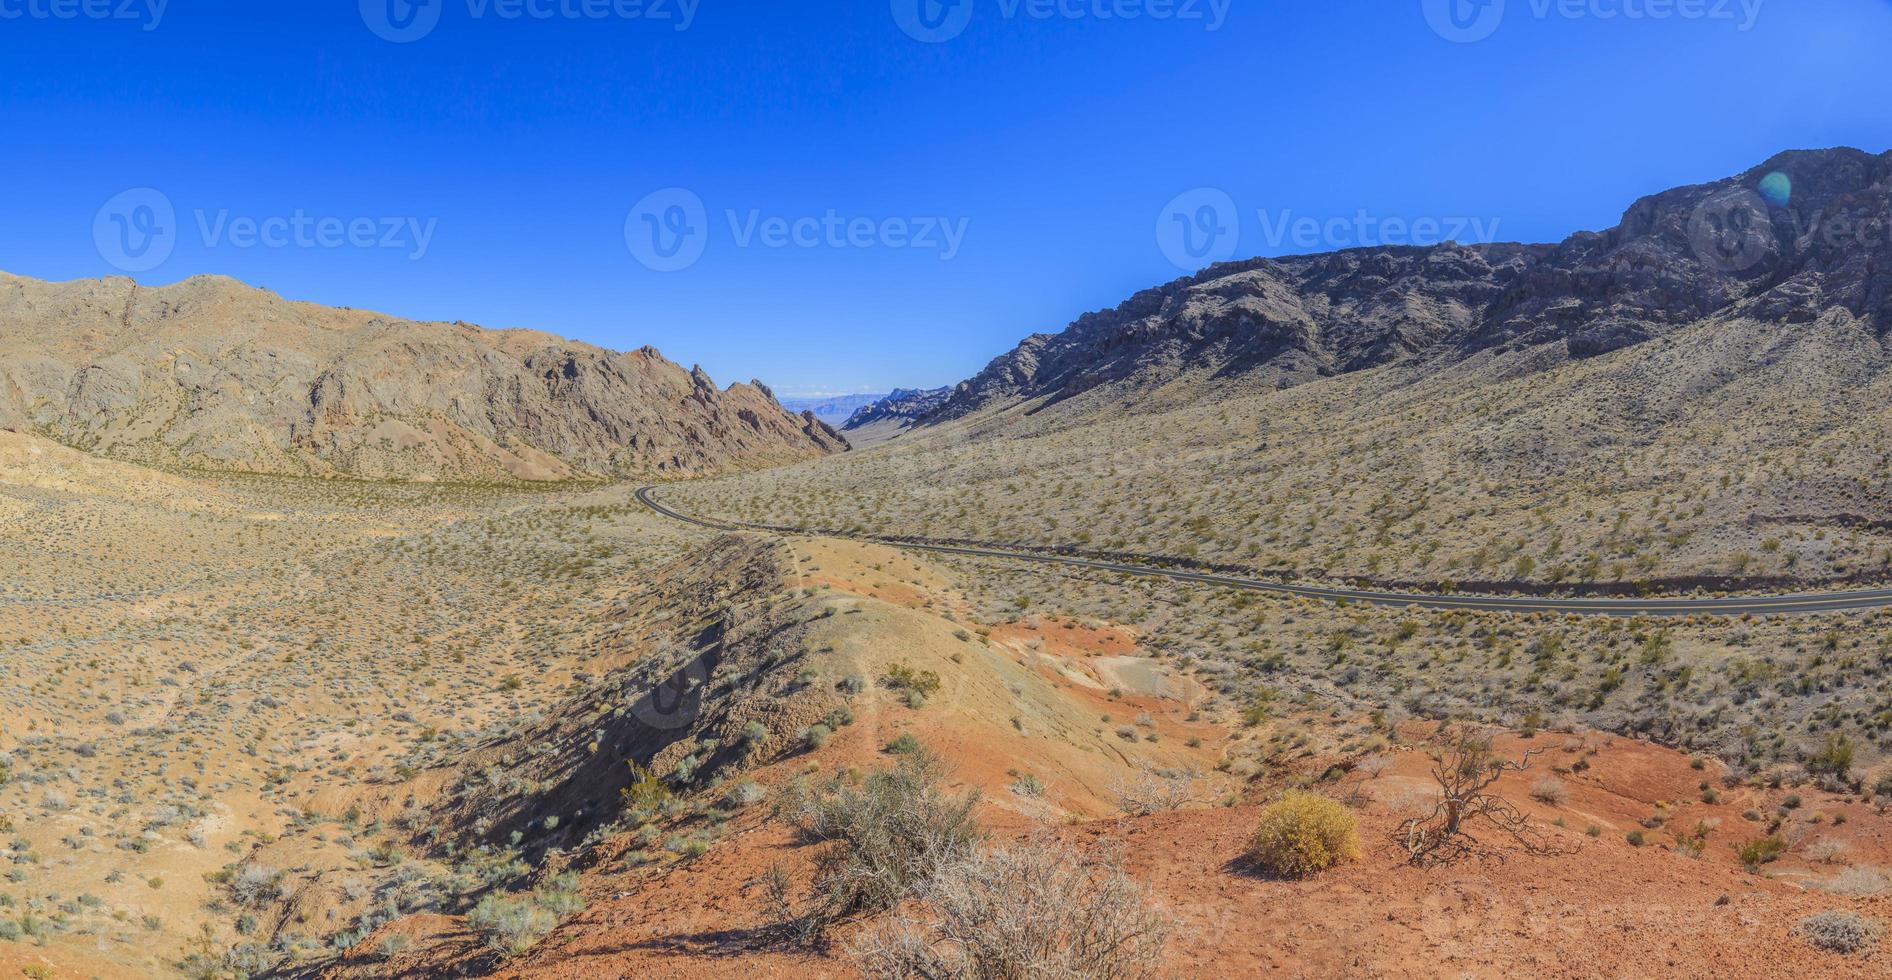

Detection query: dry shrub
(1805, 838), (1849, 865)
(1246, 791), (1361, 879)
(788, 749), (980, 939)
(1396, 731), (1565, 864)
(1529, 776), (1568, 805)
(1111, 764), (1195, 817)
(1815, 865), (1892, 898)
(851, 836), (1169, 980)
(1794, 910), (1881, 955)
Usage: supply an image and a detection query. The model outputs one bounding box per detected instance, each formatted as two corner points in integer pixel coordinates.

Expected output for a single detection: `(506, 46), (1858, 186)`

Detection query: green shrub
(1738, 835), (1788, 869)
(621, 762), (672, 812)
(1809, 733), (1857, 778)
(1246, 792), (1361, 879)
(467, 894), (556, 955)
(883, 663), (942, 697)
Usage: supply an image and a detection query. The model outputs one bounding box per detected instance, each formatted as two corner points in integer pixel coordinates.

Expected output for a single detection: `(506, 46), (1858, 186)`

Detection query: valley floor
(5, 430), (1892, 977)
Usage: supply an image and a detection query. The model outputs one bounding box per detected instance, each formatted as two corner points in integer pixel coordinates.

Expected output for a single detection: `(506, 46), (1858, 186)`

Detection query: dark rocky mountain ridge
(841, 386), (952, 430)
(926, 147), (1892, 423)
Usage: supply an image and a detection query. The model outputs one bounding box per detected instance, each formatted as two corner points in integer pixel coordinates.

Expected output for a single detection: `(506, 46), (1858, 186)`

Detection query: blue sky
(3, 0), (1889, 396)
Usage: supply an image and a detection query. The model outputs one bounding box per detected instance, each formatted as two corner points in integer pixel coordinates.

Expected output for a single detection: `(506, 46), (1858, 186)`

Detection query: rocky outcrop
(0, 273), (845, 481)
(926, 147), (1892, 422)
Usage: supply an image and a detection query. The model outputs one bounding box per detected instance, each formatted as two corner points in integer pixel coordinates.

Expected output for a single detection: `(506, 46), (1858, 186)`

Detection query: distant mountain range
(777, 392), (891, 427)
(0, 272), (845, 482)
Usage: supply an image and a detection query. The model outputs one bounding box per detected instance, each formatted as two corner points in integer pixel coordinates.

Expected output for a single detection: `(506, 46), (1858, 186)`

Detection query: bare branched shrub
(1395, 730), (1567, 865)
(1806, 838), (1849, 865)
(1110, 764), (1195, 817)
(851, 836), (1169, 980)
(227, 864), (284, 908)
(787, 749), (980, 940)
(1356, 754), (1394, 780)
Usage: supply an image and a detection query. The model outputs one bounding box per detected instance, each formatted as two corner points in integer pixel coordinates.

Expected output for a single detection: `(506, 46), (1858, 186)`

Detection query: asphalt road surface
(637, 486), (1892, 618)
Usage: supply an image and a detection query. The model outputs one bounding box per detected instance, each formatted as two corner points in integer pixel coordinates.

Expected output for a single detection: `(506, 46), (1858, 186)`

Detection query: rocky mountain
(927, 147), (1892, 422)
(666, 147), (1892, 588)
(841, 386), (952, 430)
(778, 391), (889, 426)
(0, 272), (846, 482)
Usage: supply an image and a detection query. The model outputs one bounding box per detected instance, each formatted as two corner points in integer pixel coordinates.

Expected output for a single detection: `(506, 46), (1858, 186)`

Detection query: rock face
(841, 386), (952, 430)
(927, 147), (1892, 422)
(0, 273), (846, 481)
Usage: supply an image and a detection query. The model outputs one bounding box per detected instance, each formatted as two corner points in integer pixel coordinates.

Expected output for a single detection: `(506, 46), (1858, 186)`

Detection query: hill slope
(0, 272), (845, 481)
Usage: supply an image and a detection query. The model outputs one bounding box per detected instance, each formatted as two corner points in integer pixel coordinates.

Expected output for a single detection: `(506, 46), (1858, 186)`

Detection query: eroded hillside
(0, 272), (844, 482)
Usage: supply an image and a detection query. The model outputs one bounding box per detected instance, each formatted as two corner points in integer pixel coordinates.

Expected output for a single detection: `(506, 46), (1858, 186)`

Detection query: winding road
(636, 486), (1892, 618)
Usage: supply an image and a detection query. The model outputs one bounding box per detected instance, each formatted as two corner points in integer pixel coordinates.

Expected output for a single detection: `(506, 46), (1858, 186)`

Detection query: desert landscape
(6, 147), (1892, 978)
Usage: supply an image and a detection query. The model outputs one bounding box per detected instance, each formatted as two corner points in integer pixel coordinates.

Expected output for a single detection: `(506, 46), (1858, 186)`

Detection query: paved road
(637, 486), (1892, 618)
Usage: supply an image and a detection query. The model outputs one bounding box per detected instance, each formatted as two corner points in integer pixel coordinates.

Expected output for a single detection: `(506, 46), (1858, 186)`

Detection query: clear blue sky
(3, 0), (1889, 396)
